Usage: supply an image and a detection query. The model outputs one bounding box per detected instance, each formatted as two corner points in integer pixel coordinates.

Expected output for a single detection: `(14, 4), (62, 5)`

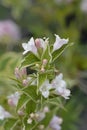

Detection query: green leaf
(47, 97), (63, 108)
(52, 43), (72, 62)
(4, 118), (19, 130)
(26, 100), (36, 115)
(22, 85), (37, 102)
(16, 93), (30, 111)
(37, 73), (47, 89)
(21, 52), (40, 68)
(41, 45), (52, 63)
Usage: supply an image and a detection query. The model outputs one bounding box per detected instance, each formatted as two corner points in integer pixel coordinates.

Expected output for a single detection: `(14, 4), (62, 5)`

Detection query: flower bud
(43, 106), (49, 113)
(14, 67), (27, 79)
(14, 67), (20, 79)
(42, 59), (48, 65)
(21, 68), (27, 76)
(41, 66), (45, 72)
(27, 118), (32, 124)
(22, 79), (28, 86)
(30, 113), (35, 118)
(39, 125), (44, 130)
(36, 63), (40, 68)
(18, 110), (24, 116)
(35, 38), (42, 48)
(8, 99), (15, 106)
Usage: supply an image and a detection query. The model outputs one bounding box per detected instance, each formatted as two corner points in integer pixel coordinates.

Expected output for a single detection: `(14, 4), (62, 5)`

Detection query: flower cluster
(40, 73), (70, 99)
(22, 34), (68, 55)
(0, 34), (71, 130)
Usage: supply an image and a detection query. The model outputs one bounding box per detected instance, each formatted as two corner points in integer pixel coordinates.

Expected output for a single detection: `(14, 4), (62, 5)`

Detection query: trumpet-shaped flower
(22, 37), (37, 55)
(53, 34), (69, 51)
(0, 106), (11, 120)
(49, 116), (63, 130)
(52, 73), (70, 99)
(39, 80), (52, 98)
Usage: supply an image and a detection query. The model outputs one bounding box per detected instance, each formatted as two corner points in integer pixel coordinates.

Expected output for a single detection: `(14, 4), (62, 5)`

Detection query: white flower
(49, 116), (63, 130)
(0, 105), (11, 120)
(80, 0), (87, 13)
(39, 80), (52, 98)
(52, 73), (70, 99)
(56, 86), (70, 99)
(22, 37), (37, 55)
(7, 92), (20, 106)
(53, 34), (69, 51)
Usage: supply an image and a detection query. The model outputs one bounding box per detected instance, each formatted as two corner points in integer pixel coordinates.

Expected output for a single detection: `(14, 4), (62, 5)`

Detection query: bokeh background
(0, 0), (87, 130)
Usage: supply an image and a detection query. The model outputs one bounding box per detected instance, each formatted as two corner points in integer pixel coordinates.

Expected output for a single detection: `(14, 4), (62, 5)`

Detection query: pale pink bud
(41, 67), (45, 72)
(43, 106), (49, 113)
(35, 38), (42, 48)
(15, 67), (27, 79)
(22, 79), (28, 86)
(21, 68), (27, 76)
(42, 59), (48, 65)
(14, 67), (20, 79)
(8, 99), (15, 106)
(18, 110), (24, 116)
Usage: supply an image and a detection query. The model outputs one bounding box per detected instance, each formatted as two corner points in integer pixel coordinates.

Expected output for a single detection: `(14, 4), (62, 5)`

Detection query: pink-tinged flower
(52, 73), (70, 99)
(49, 116), (63, 130)
(0, 20), (21, 43)
(22, 37), (37, 55)
(53, 34), (69, 51)
(0, 105), (11, 120)
(39, 80), (52, 98)
(7, 92), (20, 106)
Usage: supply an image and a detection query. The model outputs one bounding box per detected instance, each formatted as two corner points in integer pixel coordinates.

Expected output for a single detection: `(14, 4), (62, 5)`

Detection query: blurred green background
(0, 0), (87, 130)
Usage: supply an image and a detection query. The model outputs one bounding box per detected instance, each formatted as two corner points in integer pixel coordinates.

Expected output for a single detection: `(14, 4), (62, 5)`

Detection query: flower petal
(53, 34), (69, 51)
